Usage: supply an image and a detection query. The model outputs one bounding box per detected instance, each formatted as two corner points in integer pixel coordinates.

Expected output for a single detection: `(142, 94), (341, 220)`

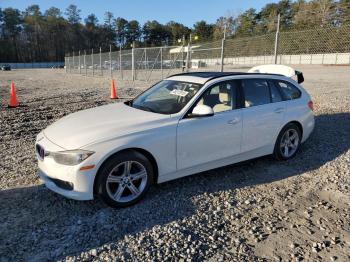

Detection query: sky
(0, 0), (278, 27)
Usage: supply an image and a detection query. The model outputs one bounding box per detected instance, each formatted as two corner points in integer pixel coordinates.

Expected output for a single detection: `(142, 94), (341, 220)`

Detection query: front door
(177, 80), (243, 170)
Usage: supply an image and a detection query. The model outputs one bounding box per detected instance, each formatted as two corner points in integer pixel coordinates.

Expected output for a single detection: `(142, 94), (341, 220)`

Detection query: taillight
(308, 100), (314, 111)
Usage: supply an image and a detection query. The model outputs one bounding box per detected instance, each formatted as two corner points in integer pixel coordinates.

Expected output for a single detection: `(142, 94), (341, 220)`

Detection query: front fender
(82, 122), (178, 183)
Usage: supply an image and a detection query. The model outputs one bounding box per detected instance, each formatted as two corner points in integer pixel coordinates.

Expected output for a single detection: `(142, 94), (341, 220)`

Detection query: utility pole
(220, 24), (227, 72)
(274, 13), (281, 64)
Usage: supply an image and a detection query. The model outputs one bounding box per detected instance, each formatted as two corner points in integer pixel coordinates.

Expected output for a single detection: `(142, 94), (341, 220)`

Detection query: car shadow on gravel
(0, 112), (349, 260)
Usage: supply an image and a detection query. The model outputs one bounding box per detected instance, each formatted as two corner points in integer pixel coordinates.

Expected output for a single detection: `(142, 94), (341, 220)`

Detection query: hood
(44, 103), (170, 149)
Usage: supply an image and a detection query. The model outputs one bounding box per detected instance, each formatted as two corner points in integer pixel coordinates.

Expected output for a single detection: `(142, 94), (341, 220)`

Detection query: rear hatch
(248, 64), (304, 83)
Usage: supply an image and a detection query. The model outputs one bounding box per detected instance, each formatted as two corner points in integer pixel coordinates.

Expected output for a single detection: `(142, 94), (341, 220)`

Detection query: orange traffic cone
(110, 79), (118, 99)
(8, 81), (19, 108)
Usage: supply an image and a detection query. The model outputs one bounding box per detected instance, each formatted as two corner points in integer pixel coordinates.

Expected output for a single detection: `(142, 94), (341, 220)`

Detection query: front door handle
(227, 118), (240, 125)
(274, 108), (284, 113)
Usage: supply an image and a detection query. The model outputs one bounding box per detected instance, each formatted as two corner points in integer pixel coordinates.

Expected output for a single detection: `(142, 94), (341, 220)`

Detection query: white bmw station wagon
(36, 65), (314, 207)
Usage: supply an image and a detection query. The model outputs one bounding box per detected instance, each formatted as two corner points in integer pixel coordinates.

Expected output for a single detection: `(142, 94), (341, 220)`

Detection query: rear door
(241, 78), (285, 153)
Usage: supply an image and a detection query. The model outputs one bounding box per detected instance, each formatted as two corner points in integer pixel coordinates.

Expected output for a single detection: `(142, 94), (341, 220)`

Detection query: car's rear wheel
(274, 123), (301, 161)
(95, 151), (154, 208)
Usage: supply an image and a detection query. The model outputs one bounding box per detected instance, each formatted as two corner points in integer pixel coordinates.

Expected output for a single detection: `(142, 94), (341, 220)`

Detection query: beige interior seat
(197, 84), (233, 113)
(213, 86), (231, 113)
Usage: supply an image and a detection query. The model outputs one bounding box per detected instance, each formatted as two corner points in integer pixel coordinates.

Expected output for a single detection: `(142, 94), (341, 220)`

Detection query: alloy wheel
(106, 161), (148, 203)
(280, 128), (299, 158)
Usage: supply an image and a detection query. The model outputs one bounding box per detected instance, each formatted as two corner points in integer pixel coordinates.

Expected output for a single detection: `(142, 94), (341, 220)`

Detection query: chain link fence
(65, 45), (188, 81)
(65, 24), (350, 81)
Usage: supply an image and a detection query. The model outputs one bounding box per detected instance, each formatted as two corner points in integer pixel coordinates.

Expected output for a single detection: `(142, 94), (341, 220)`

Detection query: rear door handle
(274, 108), (284, 113)
(227, 118), (240, 125)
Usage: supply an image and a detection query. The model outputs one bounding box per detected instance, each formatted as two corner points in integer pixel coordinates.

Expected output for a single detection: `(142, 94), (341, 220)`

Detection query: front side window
(195, 81), (238, 113)
(276, 81), (301, 100)
(132, 80), (202, 114)
(242, 79), (270, 107)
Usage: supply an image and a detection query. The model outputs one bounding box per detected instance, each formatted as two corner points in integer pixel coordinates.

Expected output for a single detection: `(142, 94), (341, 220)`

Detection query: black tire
(274, 123), (301, 161)
(95, 150), (154, 208)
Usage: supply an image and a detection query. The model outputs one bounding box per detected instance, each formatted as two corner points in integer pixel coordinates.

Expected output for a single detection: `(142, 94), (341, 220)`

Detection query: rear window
(276, 81), (301, 100)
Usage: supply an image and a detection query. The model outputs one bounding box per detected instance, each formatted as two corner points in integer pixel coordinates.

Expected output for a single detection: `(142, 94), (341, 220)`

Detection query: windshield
(131, 80), (203, 114)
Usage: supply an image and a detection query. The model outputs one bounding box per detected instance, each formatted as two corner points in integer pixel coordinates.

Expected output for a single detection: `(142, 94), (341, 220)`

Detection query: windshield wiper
(134, 104), (156, 113)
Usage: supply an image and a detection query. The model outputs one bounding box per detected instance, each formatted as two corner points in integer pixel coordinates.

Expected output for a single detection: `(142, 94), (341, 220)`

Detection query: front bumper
(36, 134), (95, 201)
(38, 169), (93, 200)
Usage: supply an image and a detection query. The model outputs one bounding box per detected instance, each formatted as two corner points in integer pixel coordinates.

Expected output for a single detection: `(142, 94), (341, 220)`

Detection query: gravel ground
(0, 66), (349, 261)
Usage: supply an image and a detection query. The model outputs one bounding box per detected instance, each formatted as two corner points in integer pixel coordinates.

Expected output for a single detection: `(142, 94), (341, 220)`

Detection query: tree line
(0, 0), (349, 62)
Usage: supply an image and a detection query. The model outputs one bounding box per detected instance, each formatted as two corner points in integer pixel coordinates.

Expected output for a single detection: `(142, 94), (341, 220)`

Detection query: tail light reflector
(308, 100), (314, 111)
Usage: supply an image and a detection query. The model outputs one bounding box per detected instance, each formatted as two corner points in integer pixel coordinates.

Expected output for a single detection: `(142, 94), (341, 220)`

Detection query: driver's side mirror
(188, 105), (214, 118)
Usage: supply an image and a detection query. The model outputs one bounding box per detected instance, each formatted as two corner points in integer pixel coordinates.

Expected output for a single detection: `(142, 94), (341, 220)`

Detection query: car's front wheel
(274, 123), (301, 161)
(95, 151), (154, 208)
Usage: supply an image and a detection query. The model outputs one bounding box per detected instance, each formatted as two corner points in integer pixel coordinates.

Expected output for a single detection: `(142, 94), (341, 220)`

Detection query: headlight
(47, 150), (95, 166)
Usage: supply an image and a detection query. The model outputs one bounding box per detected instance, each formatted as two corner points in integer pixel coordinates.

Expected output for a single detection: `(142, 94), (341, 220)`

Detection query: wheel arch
(276, 120), (303, 145)
(93, 147), (159, 195)
(287, 120), (303, 140)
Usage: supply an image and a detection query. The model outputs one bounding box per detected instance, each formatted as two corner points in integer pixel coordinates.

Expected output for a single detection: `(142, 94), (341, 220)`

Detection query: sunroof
(170, 72), (250, 78)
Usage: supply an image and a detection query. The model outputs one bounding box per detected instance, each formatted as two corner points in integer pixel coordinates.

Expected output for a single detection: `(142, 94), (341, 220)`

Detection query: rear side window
(270, 83), (283, 103)
(276, 81), (301, 100)
(242, 79), (270, 107)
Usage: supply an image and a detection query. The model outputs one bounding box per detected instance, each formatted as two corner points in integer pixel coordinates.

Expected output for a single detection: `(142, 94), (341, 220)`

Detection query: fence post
(220, 25), (226, 72)
(84, 50), (87, 75)
(274, 13), (280, 64)
(100, 47), (102, 76)
(132, 42), (135, 81)
(182, 35), (185, 71)
(335, 53), (338, 64)
(186, 34), (192, 72)
(68, 57), (70, 72)
(72, 51), (75, 73)
(109, 44), (112, 78)
(145, 48), (148, 70)
(79, 50), (81, 74)
(91, 48), (94, 76)
(186, 43), (189, 72)
(119, 46), (123, 80)
(65, 56), (67, 73)
(160, 47), (163, 79)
